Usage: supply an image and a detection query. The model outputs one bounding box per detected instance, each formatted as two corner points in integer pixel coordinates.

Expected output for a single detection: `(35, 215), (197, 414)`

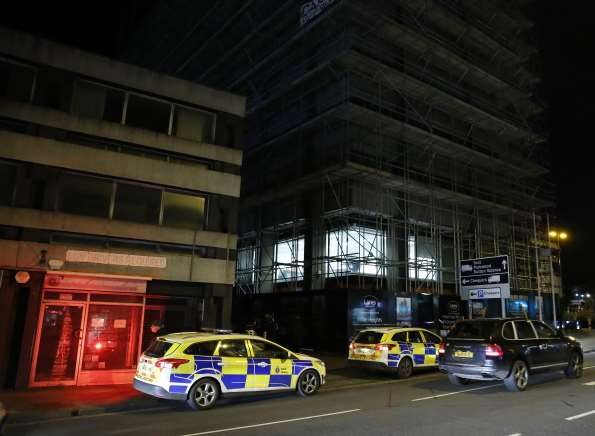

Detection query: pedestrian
(263, 313), (279, 342)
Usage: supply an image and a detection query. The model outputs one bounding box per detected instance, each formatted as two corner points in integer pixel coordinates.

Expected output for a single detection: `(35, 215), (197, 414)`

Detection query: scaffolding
(124, 0), (557, 300)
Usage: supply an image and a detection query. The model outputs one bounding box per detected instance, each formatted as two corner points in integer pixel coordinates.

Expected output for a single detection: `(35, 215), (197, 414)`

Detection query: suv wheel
(565, 351), (583, 378)
(397, 357), (413, 379)
(187, 378), (220, 410)
(447, 374), (471, 386)
(504, 360), (528, 392)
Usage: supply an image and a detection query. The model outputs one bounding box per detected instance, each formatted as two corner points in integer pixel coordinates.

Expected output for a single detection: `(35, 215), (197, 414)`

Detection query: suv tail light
(155, 358), (189, 369)
(485, 344), (504, 358)
(438, 342), (446, 355)
(375, 344), (395, 352)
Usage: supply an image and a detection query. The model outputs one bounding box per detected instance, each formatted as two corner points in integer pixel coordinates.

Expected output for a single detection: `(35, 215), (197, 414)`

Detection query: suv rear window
(353, 331), (384, 344)
(449, 321), (499, 339)
(144, 339), (174, 357)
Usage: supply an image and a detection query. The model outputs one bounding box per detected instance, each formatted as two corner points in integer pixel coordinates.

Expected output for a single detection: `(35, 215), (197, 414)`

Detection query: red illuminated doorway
(30, 303), (85, 387)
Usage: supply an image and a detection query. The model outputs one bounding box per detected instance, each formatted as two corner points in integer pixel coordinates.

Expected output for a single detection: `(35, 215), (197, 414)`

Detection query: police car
(133, 331), (326, 410)
(348, 327), (441, 378)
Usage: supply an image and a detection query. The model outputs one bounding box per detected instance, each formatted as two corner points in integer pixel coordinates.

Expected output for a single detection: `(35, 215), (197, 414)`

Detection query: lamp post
(546, 214), (568, 328)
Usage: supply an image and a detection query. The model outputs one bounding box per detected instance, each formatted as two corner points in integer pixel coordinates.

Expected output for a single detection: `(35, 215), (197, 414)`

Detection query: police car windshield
(144, 339), (174, 357)
(449, 321), (499, 340)
(354, 331), (384, 344)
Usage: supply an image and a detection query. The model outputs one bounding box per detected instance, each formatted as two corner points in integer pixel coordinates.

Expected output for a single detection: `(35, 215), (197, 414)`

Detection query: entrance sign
(44, 273), (148, 293)
(468, 288), (502, 299)
(66, 250), (166, 269)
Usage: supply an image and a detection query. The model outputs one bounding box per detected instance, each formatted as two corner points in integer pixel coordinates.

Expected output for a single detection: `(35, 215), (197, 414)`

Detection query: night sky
(1, 1), (592, 290)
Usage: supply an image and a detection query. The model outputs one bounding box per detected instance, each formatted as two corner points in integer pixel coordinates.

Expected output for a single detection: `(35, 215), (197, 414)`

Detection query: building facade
(122, 1), (558, 349)
(0, 28), (245, 388)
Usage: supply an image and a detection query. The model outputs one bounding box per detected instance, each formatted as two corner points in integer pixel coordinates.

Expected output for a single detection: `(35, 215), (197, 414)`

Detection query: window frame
(407, 330), (424, 344)
(0, 160), (20, 207)
(214, 339), (249, 358)
(531, 321), (558, 339)
(512, 321), (538, 340)
(0, 55), (38, 103)
(247, 340), (290, 359)
(421, 330), (441, 344)
(183, 340), (219, 356)
(501, 321), (516, 340)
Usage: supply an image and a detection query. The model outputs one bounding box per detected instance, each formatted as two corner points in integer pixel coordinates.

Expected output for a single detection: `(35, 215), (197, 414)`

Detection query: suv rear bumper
(439, 363), (509, 381)
(133, 378), (186, 401)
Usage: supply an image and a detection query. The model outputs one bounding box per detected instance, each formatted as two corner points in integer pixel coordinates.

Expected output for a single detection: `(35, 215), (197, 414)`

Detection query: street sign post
(460, 255), (510, 318)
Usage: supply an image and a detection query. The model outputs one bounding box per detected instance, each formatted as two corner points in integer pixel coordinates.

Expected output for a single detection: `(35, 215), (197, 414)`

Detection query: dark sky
(1, 1), (592, 289)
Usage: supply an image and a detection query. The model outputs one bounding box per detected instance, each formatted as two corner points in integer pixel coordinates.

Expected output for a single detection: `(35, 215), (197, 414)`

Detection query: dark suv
(438, 318), (583, 391)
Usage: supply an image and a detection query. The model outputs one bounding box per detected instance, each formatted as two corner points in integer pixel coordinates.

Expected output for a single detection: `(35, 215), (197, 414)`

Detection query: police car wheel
(187, 378), (220, 410)
(397, 357), (413, 379)
(297, 370), (320, 397)
(447, 374), (471, 386)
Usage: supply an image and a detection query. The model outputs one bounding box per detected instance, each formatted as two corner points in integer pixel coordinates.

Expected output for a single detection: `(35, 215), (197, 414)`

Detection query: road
(6, 354), (595, 436)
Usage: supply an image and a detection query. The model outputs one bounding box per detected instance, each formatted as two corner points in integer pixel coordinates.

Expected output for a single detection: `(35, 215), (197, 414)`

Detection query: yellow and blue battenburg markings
(167, 356), (314, 393)
(386, 341), (437, 367)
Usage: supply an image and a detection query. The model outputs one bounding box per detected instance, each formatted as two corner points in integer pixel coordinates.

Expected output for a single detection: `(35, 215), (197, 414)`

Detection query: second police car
(134, 332), (326, 410)
(348, 327), (441, 378)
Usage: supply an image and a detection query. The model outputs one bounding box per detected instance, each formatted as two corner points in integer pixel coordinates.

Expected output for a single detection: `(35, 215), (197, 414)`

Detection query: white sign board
(468, 288), (502, 300)
(66, 250), (167, 269)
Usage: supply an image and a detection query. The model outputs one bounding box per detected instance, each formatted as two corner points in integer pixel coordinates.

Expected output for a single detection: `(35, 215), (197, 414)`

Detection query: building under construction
(124, 0), (557, 348)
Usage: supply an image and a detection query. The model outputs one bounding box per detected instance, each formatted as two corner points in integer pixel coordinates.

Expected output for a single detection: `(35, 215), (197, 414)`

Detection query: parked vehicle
(438, 318), (583, 391)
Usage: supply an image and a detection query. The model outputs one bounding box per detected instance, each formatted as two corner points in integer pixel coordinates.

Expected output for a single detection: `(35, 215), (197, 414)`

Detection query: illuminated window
(237, 245), (256, 284)
(275, 237), (304, 282)
(408, 236), (437, 281)
(162, 191), (205, 229)
(326, 226), (385, 277)
(173, 106), (215, 143)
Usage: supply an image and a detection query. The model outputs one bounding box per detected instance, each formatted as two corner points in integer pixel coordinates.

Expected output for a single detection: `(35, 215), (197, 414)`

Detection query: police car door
(421, 330), (441, 365)
(408, 330), (427, 366)
(248, 340), (293, 390)
(216, 340), (249, 391)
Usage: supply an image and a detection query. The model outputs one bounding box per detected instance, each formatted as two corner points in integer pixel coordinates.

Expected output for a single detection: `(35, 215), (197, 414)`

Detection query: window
(327, 226), (385, 277)
(408, 235), (437, 281)
(449, 321), (499, 339)
(125, 94), (171, 134)
(0, 59), (35, 102)
(185, 341), (218, 356)
(58, 173), (113, 218)
(71, 81), (125, 123)
(514, 321), (537, 340)
(408, 331), (424, 343)
(250, 341), (288, 359)
(0, 163), (17, 206)
(173, 106), (214, 143)
(422, 331), (441, 344)
(113, 183), (161, 225)
(353, 331), (384, 344)
(275, 236), (304, 282)
(392, 332), (408, 342)
(532, 321), (557, 339)
(162, 191), (205, 229)
(237, 245), (256, 285)
(33, 67), (74, 112)
(144, 340), (174, 357)
(217, 340), (248, 358)
(502, 322), (515, 339)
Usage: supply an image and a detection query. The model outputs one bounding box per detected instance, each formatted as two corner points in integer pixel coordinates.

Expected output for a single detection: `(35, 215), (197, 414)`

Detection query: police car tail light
(375, 344), (395, 352)
(485, 344), (504, 358)
(155, 358), (189, 369)
(438, 343), (446, 355)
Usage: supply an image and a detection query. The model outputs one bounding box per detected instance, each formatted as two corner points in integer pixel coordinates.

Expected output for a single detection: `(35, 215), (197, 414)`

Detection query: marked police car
(133, 332), (326, 410)
(348, 327), (441, 378)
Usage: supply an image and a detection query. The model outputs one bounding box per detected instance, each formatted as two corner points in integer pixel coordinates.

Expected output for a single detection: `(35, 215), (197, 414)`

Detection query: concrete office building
(123, 0), (556, 349)
(0, 27), (244, 388)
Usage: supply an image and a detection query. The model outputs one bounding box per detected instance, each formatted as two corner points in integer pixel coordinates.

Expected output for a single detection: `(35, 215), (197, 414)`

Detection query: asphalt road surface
(7, 354), (595, 436)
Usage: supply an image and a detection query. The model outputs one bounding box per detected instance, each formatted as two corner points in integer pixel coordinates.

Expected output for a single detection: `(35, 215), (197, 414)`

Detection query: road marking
(411, 384), (500, 402)
(583, 381), (595, 386)
(584, 365), (595, 370)
(179, 409), (361, 436)
(508, 433), (522, 436)
(565, 409), (595, 421)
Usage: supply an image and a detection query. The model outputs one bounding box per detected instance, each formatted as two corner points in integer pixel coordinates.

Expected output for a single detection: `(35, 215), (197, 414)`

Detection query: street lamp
(546, 216), (569, 328)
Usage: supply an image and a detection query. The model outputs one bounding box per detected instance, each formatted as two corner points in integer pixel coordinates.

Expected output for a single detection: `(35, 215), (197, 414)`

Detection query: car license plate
(139, 364), (158, 382)
(454, 350), (474, 359)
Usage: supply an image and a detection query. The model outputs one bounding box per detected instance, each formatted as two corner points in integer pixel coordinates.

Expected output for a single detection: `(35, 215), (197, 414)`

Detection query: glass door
(30, 303), (85, 386)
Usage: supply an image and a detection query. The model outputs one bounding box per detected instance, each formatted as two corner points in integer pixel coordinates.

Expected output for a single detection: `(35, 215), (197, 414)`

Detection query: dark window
(217, 340), (247, 358)
(532, 321), (557, 339)
(113, 183), (161, 225)
(58, 173), (113, 218)
(0, 59), (35, 102)
(33, 67), (74, 112)
(408, 331), (424, 343)
(0, 163), (17, 205)
(502, 322), (515, 339)
(449, 321), (499, 340)
(353, 331), (384, 344)
(422, 331), (441, 344)
(173, 106), (214, 142)
(71, 81), (125, 123)
(392, 332), (408, 342)
(514, 321), (536, 340)
(185, 341), (218, 356)
(162, 191), (205, 229)
(250, 340), (288, 359)
(144, 339), (174, 357)
(125, 94), (171, 134)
